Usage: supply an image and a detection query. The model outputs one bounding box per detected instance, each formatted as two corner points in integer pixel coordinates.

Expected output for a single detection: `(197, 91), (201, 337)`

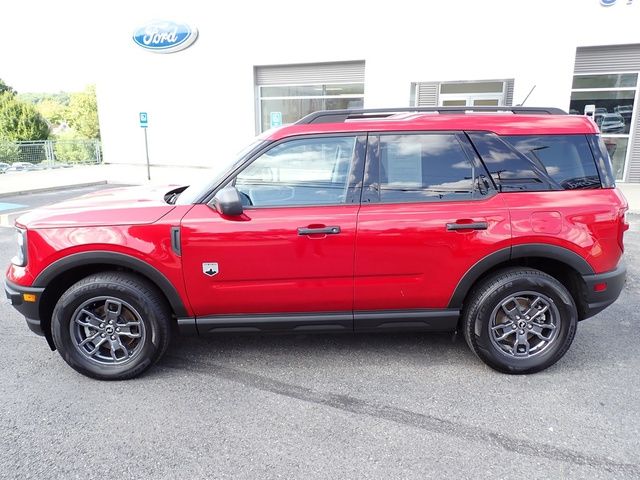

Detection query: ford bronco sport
(5, 107), (628, 379)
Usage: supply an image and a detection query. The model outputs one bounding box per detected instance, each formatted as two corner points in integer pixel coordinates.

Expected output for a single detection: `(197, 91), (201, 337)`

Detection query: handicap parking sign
(270, 111), (282, 128)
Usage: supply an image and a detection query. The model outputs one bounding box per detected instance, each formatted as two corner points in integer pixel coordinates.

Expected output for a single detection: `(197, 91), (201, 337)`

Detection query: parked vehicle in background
(6, 162), (38, 172)
(595, 113), (626, 133)
(5, 106), (628, 380)
(614, 105), (633, 125)
(0, 162), (9, 173)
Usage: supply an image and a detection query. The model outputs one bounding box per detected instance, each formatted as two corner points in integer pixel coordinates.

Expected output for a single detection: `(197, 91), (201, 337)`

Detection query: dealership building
(96, 0), (640, 183)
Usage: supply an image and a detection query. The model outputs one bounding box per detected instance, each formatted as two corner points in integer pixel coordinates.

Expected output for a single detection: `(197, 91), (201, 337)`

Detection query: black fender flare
(34, 251), (189, 317)
(447, 244), (594, 309)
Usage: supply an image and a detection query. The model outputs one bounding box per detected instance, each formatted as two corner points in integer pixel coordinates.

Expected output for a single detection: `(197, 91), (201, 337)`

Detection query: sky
(1, 0), (188, 93)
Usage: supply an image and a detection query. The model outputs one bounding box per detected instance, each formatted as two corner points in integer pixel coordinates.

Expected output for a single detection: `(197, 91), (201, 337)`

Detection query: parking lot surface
(1, 187), (639, 479)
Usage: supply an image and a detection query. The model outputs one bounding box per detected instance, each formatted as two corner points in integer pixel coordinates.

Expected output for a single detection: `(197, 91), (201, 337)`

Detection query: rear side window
(375, 133), (481, 202)
(467, 132), (551, 192)
(504, 135), (601, 190)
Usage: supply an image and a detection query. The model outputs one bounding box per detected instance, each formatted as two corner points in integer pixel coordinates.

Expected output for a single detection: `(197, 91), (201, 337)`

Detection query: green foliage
(0, 78), (16, 96)
(53, 130), (97, 164)
(18, 91), (70, 106)
(0, 139), (19, 162)
(67, 85), (100, 139)
(0, 92), (49, 141)
(37, 99), (68, 126)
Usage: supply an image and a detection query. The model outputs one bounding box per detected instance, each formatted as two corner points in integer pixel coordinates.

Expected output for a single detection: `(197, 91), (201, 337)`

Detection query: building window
(258, 83), (364, 132)
(570, 73), (638, 180)
(255, 61), (365, 133)
(411, 79), (514, 107)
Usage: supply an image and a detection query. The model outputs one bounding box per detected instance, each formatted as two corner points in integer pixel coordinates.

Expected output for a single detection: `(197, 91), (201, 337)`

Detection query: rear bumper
(580, 263), (626, 320)
(4, 279), (45, 336)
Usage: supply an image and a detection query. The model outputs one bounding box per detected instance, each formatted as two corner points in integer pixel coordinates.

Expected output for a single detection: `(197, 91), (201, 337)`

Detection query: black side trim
(580, 262), (626, 319)
(177, 317), (198, 336)
(448, 244), (596, 309)
(34, 251), (188, 317)
(5, 279), (45, 335)
(354, 309), (459, 332)
(511, 244), (594, 276)
(196, 312), (352, 335)
(170, 226), (181, 256)
(448, 248), (511, 309)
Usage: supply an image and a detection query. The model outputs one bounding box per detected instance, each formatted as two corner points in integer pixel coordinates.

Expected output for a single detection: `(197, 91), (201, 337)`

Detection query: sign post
(139, 112), (150, 180)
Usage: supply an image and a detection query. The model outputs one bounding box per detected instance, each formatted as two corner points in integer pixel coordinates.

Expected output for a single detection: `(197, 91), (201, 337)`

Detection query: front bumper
(580, 263), (626, 320)
(4, 279), (45, 336)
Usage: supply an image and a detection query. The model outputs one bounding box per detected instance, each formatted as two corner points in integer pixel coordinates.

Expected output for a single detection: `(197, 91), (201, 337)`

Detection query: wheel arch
(448, 244), (593, 318)
(35, 251), (188, 350)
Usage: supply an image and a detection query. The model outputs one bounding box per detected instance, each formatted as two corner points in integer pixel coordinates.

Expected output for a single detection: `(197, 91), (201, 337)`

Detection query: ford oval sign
(133, 21), (198, 54)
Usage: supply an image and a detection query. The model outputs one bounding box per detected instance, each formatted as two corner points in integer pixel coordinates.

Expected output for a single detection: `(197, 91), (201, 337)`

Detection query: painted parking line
(0, 202), (26, 212)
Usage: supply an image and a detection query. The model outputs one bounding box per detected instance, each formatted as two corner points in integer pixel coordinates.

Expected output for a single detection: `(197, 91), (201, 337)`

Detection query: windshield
(175, 139), (265, 205)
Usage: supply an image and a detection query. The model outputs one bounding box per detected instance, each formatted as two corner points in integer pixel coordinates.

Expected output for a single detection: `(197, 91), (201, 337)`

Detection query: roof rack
(296, 106), (568, 124)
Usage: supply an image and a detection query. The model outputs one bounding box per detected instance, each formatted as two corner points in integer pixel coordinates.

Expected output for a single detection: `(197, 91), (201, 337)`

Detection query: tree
(37, 98), (68, 126)
(0, 78), (16, 96)
(67, 85), (100, 139)
(0, 92), (49, 141)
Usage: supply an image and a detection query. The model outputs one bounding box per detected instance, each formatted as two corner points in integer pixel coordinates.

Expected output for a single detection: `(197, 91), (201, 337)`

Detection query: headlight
(11, 227), (27, 267)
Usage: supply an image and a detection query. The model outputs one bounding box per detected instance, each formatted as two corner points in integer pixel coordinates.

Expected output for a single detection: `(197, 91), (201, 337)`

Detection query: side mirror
(212, 186), (244, 216)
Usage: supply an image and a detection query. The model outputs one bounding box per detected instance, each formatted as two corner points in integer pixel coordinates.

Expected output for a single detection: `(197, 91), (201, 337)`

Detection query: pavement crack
(162, 354), (639, 476)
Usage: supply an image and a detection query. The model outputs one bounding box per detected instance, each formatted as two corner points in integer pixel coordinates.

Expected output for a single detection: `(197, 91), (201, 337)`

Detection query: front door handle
(297, 226), (341, 235)
(446, 222), (489, 231)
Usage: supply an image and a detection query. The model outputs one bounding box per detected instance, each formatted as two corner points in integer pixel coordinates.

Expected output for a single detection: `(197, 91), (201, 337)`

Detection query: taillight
(618, 207), (629, 252)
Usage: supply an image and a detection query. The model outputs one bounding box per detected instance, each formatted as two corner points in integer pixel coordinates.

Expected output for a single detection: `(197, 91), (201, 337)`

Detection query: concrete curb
(0, 181), (108, 199)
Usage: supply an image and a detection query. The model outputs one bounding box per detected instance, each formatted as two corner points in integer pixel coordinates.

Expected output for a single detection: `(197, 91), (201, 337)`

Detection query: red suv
(5, 107), (628, 379)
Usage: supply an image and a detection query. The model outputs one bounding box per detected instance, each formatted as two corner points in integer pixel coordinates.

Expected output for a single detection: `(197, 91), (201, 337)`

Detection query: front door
(354, 132), (511, 330)
(180, 135), (366, 331)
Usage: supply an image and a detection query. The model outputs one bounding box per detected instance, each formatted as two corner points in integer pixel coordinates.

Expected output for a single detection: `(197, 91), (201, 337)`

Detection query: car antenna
(517, 85), (536, 106)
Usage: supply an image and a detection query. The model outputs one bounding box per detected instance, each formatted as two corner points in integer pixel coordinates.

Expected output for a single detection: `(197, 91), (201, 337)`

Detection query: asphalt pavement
(1, 186), (639, 479)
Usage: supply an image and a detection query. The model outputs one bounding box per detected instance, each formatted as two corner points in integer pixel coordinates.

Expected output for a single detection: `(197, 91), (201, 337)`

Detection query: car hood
(16, 185), (181, 229)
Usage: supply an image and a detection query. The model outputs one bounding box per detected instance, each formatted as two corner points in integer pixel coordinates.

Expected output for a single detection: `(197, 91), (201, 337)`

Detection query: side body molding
(34, 251), (189, 317)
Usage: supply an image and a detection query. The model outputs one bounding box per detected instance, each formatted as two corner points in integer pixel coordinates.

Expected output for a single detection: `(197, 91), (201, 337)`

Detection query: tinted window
(468, 132), (550, 192)
(377, 134), (477, 202)
(234, 136), (357, 207)
(504, 135), (601, 190)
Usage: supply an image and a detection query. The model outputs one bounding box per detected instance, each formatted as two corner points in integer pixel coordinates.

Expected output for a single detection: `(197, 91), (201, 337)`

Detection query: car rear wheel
(462, 268), (578, 374)
(51, 272), (171, 380)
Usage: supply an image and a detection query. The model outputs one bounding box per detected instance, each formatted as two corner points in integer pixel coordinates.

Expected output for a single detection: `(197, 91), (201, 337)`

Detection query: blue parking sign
(139, 112), (148, 128)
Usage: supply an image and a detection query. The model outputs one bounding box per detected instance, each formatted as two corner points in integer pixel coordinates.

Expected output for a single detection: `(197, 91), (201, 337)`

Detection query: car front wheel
(462, 268), (578, 374)
(51, 272), (171, 380)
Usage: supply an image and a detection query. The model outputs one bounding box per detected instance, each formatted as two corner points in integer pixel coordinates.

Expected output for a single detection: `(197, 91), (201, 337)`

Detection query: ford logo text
(133, 21), (198, 53)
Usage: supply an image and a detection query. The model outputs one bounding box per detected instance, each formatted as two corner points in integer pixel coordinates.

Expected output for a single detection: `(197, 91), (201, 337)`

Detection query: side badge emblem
(202, 262), (219, 277)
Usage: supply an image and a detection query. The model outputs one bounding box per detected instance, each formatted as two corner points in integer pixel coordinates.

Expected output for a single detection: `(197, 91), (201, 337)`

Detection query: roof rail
(296, 106), (568, 124)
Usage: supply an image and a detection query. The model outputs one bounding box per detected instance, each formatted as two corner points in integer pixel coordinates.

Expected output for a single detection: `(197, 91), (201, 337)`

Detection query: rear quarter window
(503, 135), (601, 190)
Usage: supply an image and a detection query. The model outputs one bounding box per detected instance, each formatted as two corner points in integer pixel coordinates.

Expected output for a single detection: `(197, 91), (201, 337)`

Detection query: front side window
(234, 136), (358, 207)
(374, 134), (483, 202)
(504, 135), (601, 190)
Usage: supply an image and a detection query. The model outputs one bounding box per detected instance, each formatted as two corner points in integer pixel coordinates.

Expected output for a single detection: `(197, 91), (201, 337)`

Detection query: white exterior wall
(96, 0), (640, 171)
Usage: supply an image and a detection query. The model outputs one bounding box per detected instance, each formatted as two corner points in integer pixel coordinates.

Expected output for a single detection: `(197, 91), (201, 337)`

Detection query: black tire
(462, 268), (577, 374)
(51, 272), (171, 380)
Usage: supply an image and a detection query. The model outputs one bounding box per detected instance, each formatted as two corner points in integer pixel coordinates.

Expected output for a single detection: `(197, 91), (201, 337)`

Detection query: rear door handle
(297, 226), (341, 235)
(446, 222), (488, 231)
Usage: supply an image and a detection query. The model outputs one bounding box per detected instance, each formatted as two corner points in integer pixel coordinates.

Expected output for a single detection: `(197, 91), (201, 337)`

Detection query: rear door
(353, 132), (511, 330)
(180, 134), (366, 331)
